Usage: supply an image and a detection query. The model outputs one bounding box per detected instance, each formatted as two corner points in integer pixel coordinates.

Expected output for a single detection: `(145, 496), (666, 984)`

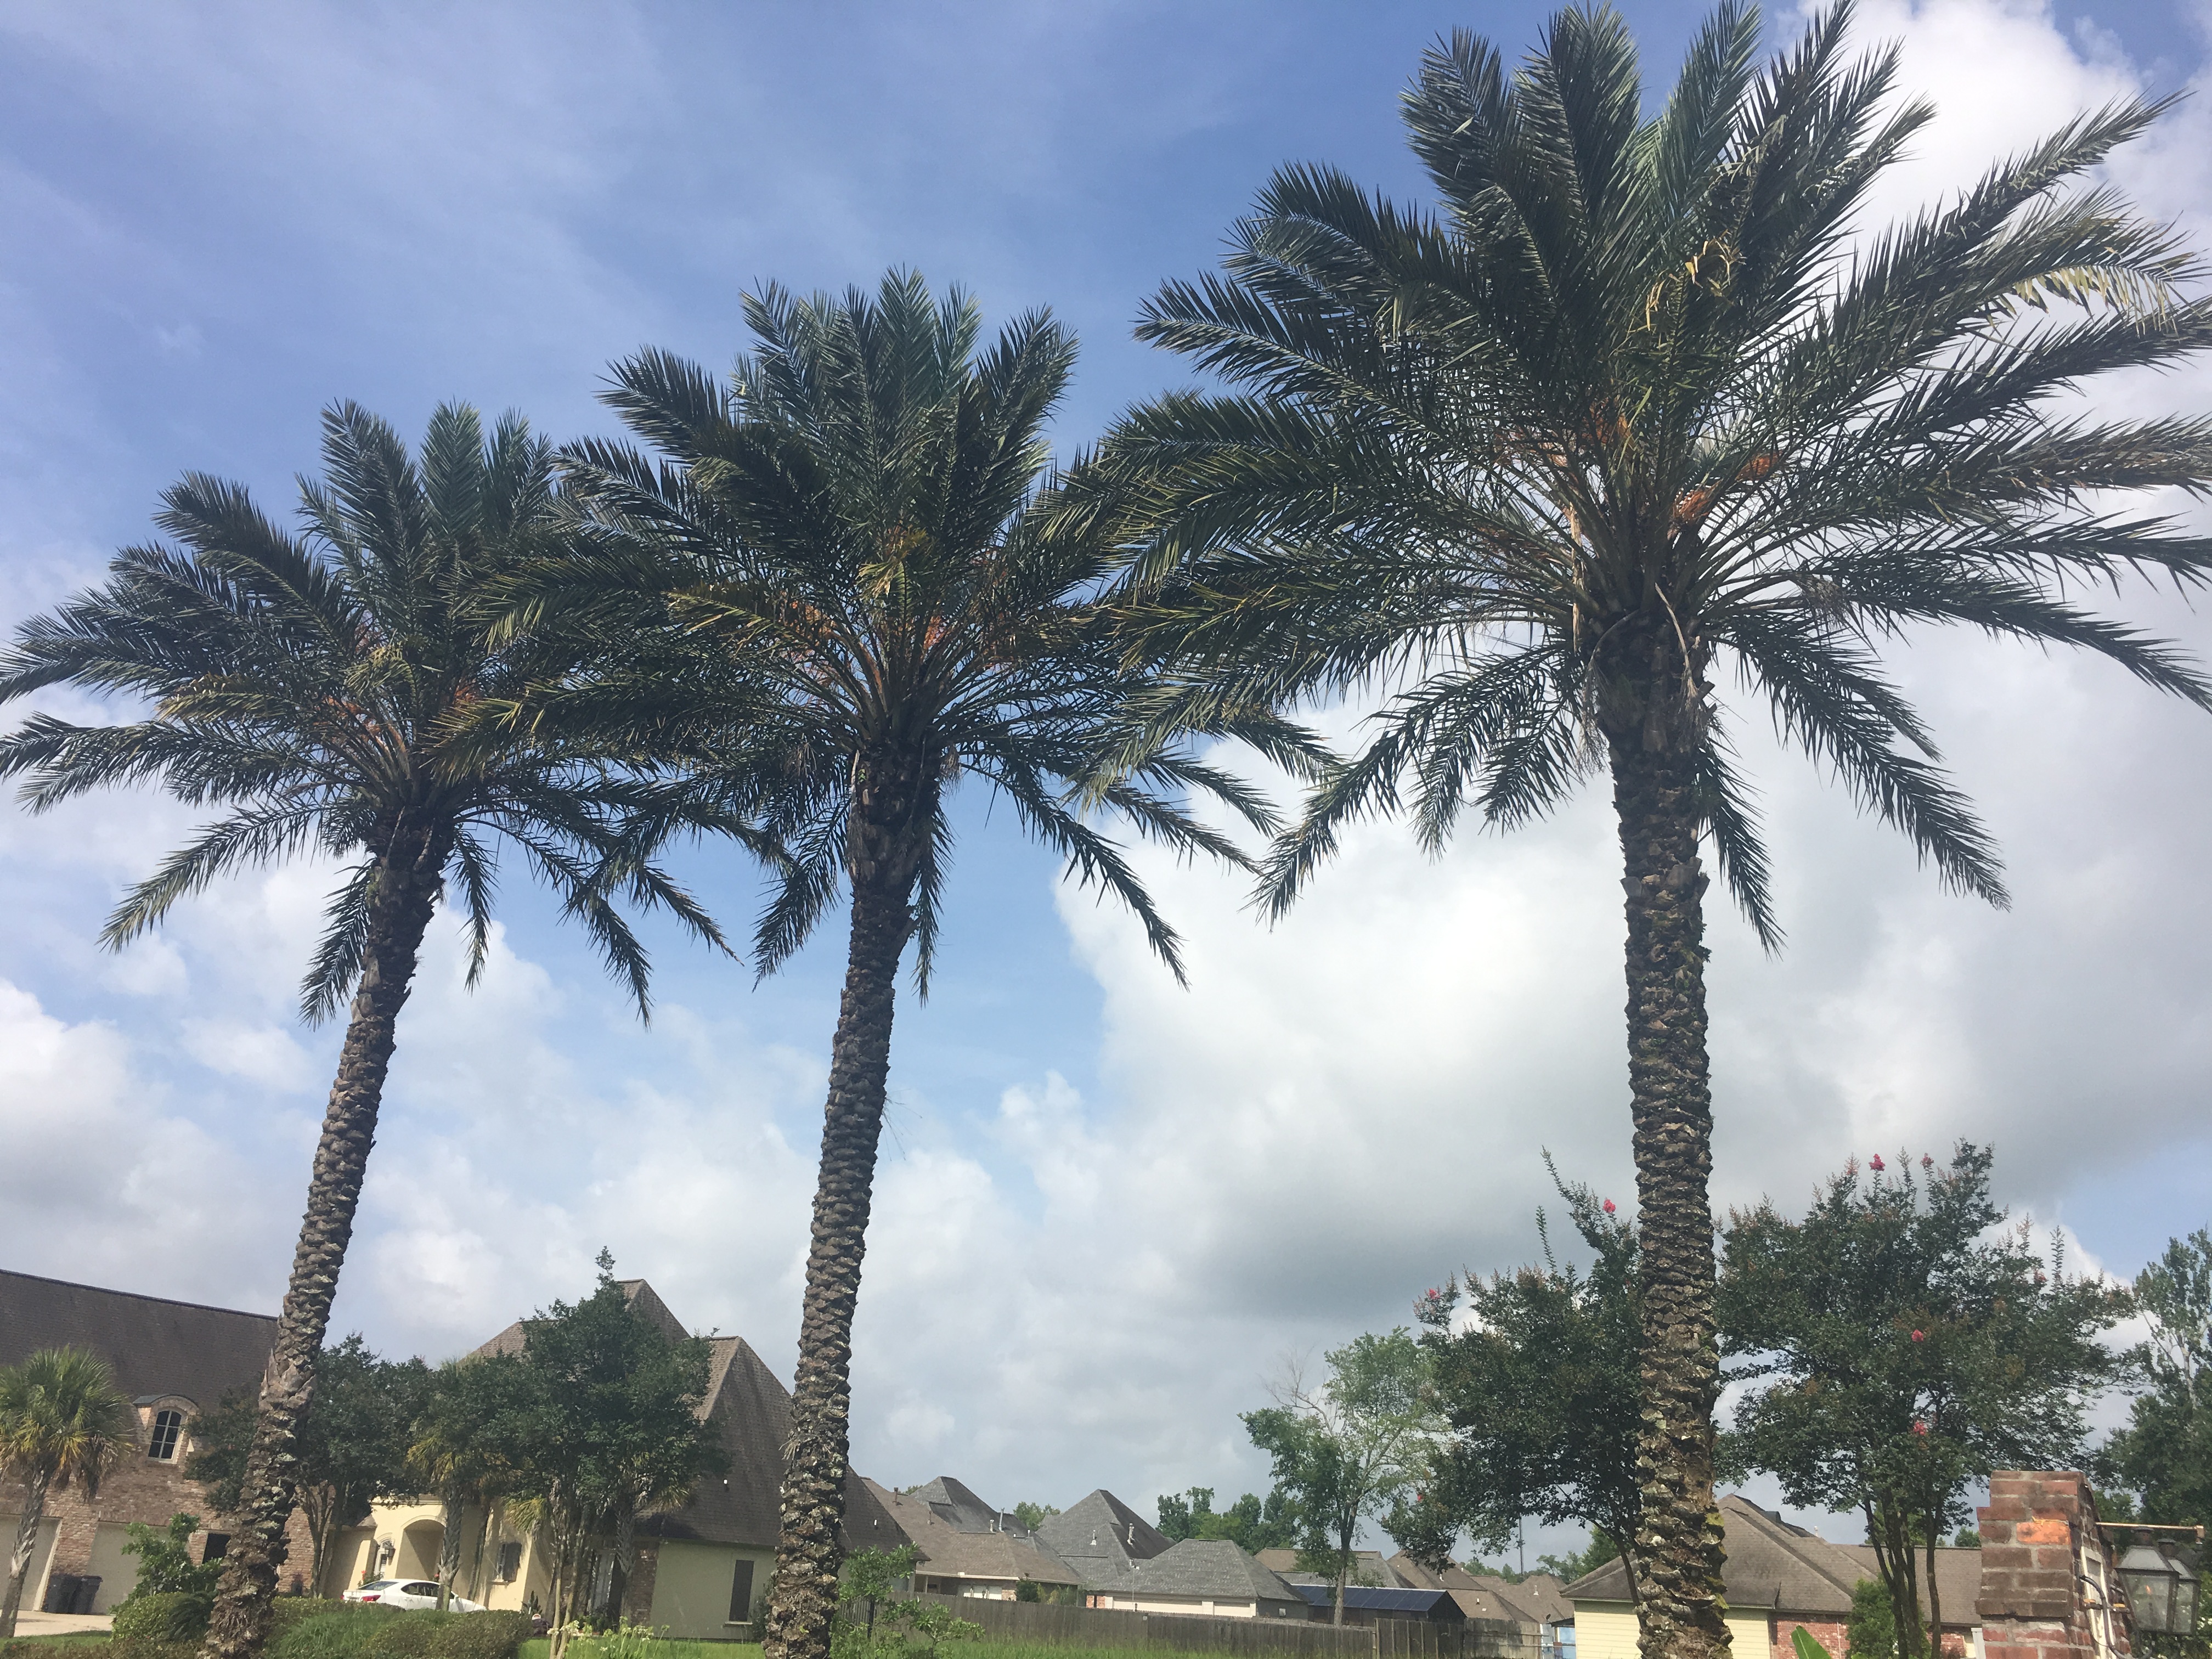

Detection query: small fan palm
(535, 270), (1304, 1659)
(0, 403), (721, 1659)
(0, 1348), (134, 1638)
(1080, 7), (2212, 1655)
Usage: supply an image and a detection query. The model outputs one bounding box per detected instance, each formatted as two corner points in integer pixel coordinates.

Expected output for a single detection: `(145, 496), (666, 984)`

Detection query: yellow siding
(1577, 1603), (1641, 1659)
(1575, 1601), (1774, 1659)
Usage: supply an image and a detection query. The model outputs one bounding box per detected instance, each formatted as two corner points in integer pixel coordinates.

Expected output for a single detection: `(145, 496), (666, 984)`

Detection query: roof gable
(1037, 1491), (1172, 1569)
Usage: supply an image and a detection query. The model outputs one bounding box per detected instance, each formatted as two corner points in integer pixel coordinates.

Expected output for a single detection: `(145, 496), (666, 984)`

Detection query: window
(148, 1409), (184, 1460)
(496, 1543), (522, 1583)
(202, 1534), (230, 1563)
(728, 1559), (755, 1625)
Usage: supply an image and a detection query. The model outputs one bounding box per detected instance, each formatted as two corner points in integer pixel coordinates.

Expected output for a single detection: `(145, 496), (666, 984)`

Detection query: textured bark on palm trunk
(1, 1471), (53, 1638)
(200, 824), (444, 1659)
(1606, 639), (1730, 1659)
(763, 760), (924, 1659)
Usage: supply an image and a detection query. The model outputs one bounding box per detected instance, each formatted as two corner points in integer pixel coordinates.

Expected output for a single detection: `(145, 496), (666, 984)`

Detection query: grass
(517, 1642), (761, 1659)
(940, 1645), (1155, 1659)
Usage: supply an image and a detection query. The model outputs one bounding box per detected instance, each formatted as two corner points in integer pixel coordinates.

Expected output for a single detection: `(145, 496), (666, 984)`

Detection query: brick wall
(1775, 1617), (1849, 1659)
(2, 1400), (317, 1611)
(1977, 1471), (2130, 1659)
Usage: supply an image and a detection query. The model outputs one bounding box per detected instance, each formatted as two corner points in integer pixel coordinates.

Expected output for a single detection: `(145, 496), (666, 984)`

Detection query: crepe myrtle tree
(1073, 5), (2212, 1653)
(515, 271), (1312, 1659)
(0, 403), (727, 1659)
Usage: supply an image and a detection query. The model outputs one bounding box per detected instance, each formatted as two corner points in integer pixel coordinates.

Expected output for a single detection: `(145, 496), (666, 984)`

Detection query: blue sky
(4, 0), (2211, 1549)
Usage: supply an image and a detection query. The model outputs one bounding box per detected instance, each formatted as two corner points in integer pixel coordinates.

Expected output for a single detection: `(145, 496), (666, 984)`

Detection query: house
(356, 1280), (909, 1640)
(862, 1477), (1079, 1600)
(1564, 1494), (1984, 1659)
(1286, 1583), (1469, 1626)
(0, 1268), (314, 1615)
(1035, 1488), (1171, 1597)
(1390, 1558), (1572, 1641)
(1083, 1538), (1309, 1620)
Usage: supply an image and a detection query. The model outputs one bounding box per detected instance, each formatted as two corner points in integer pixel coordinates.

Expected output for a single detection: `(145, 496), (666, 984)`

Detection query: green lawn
(518, 1641), (761, 1659)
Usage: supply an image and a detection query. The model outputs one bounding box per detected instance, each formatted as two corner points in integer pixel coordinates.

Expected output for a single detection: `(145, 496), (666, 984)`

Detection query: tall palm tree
(0, 403), (723, 1659)
(1077, 8), (2212, 1656)
(535, 270), (1304, 1659)
(0, 1348), (134, 1637)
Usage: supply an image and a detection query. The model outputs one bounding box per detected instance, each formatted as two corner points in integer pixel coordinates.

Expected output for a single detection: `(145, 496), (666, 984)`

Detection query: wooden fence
(909, 1594), (1545, 1659)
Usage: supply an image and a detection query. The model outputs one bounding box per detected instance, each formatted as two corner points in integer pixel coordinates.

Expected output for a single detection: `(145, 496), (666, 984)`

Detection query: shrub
(1848, 1579), (1897, 1659)
(120, 1519), (219, 1602)
(267, 1605), (529, 1659)
(110, 1589), (210, 1659)
(426, 1612), (532, 1659)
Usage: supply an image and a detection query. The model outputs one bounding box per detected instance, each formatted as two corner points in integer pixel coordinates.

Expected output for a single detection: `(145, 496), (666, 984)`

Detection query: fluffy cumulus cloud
(1, 0), (2208, 1559)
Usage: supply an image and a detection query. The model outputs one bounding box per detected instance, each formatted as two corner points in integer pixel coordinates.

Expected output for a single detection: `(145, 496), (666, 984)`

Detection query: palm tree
(535, 270), (1302, 1659)
(0, 1348), (134, 1637)
(0, 403), (724, 1659)
(1077, 8), (2212, 1656)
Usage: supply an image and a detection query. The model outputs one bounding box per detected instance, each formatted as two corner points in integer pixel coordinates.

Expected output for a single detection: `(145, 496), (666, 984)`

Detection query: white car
(344, 1579), (484, 1612)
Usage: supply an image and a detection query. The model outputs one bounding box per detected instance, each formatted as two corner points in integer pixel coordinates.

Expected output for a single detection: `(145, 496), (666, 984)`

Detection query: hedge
(97, 1595), (528, 1659)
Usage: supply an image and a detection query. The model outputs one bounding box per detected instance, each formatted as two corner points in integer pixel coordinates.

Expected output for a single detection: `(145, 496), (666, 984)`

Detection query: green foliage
(1009, 1505), (1058, 1534)
(1719, 1144), (2127, 1657)
(110, 1593), (211, 1654)
(188, 1339), (431, 1595)
(0, 1347), (134, 1504)
(588, 1625), (664, 1659)
(834, 1549), (978, 1659)
(1535, 1532), (1621, 1585)
(1848, 1578), (1898, 1659)
(0, 402), (721, 1025)
(538, 269), (1306, 996)
(1084, 2), (2212, 944)
(1154, 1488), (1301, 1552)
(1244, 1329), (1442, 1613)
(120, 1516), (218, 1599)
(269, 1606), (529, 1659)
(2103, 1228), (2212, 1529)
(1793, 1630), (1830, 1659)
(1417, 1165), (1640, 1579)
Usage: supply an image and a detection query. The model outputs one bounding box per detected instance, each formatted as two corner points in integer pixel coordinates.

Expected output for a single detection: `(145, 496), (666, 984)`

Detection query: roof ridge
(0, 1267), (274, 1324)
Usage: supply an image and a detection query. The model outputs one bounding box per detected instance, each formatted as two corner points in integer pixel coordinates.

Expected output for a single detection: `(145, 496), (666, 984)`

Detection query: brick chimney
(1977, 1472), (2130, 1659)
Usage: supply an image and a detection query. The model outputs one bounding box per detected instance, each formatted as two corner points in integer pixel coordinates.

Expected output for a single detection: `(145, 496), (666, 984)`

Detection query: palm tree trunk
(200, 823), (447, 1659)
(1607, 662), (1730, 1659)
(438, 1493), (463, 1610)
(1, 1469), (53, 1638)
(762, 766), (923, 1659)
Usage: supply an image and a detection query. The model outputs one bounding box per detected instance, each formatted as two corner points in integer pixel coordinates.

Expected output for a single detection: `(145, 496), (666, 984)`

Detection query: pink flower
(1911, 1330), (1925, 1342)
(1602, 1199), (1617, 1215)
(1912, 1421), (1929, 1436)
(1870, 1154), (1886, 1171)
(2034, 1271), (2046, 1286)
(1921, 1154), (1934, 1169)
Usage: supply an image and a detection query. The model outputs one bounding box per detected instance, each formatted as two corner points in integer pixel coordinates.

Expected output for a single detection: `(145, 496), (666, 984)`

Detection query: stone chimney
(1977, 1472), (2130, 1659)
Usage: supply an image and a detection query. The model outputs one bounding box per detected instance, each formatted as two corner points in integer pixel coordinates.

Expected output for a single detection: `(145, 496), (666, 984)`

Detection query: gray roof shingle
(1088, 1539), (1304, 1603)
(0, 1268), (275, 1410)
(1037, 1491), (1171, 1588)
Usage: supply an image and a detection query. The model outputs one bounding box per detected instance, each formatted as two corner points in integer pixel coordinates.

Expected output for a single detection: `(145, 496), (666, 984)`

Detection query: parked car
(343, 1580), (485, 1612)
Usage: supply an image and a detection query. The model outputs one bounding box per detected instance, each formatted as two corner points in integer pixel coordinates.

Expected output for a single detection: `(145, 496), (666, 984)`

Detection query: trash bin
(41, 1574), (80, 1613)
(71, 1577), (100, 1615)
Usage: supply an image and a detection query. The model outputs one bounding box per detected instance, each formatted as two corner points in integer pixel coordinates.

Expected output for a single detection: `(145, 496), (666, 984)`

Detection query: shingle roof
(1104, 1539), (1303, 1602)
(1259, 1548), (1405, 1588)
(866, 1480), (1078, 1586)
(0, 1268), (275, 1410)
(1037, 1491), (1171, 1588)
(1290, 1583), (1460, 1616)
(1562, 1495), (1980, 1627)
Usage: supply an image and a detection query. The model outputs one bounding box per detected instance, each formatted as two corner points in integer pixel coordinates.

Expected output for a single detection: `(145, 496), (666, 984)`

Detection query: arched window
(148, 1408), (185, 1460)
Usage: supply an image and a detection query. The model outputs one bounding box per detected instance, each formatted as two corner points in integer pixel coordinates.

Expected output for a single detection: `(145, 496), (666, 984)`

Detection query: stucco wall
(648, 1540), (768, 1639)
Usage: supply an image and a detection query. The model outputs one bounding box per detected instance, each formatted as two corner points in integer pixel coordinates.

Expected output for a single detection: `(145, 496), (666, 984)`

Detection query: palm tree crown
(1094, 0), (2212, 936)
(1080, 7), (2212, 1658)
(0, 402), (717, 1016)
(538, 271), (1294, 1659)
(0, 1347), (134, 1638)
